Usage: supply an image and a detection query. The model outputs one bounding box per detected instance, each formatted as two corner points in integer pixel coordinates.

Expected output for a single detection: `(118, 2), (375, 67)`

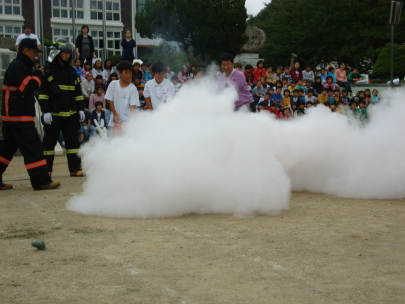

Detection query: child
(189, 65), (197, 79)
(291, 102), (298, 118)
(327, 66), (337, 83)
(257, 101), (268, 112)
(74, 59), (84, 81)
(371, 89), (379, 103)
(287, 80), (297, 92)
(324, 76), (337, 90)
(260, 77), (268, 90)
(350, 101), (359, 118)
(334, 89), (342, 103)
(296, 103), (306, 116)
(33, 58), (41, 71)
(270, 87), (283, 109)
(296, 79), (306, 94)
(138, 87), (146, 110)
(252, 80), (266, 104)
(105, 60), (140, 128)
(319, 68), (327, 84)
(79, 109), (95, 143)
(336, 101), (346, 115)
(317, 88), (328, 104)
(106, 72), (119, 91)
(253, 60), (266, 83)
(291, 89), (299, 104)
(91, 101), (108, 138)
(134, 77), (144, 89)
(330, 103), (337, 112)
(92, 58), (107, 83)
(171, 75), (182, 93)
(266, 66), (276, 87)
(89, 85), (105, 111)
(279, 107), (292, 120)
(81, 72), (95, 109)
(281, 67), (292, 84)
(282, 89), (291, 108)
(303, 64), (315, 83)
(165, 65), (175, 79)
(261, 92), (272, 106)
(104, 59), (113, 80)
(235, 63), (243, 71)
(306, 101), (313, 109)
(273, 80), (284, 95)
(313, 76), (323, 96)
(82, 61), (92, 80)
(274, 66), (283, 82)
(282, 78), (288, 91)
(268, 102), (279, 118)
(305, 89), (317, 103)
(243, 64), (254, 85)
(297, 88), (306, 106)
(141, 63), (152, 84)
(132, 62), (143, 82)
(305, 80), (313, 94)
(95, 75), (106, 92)
(358, 100), (368, 121)
(144, 61), (176, 110)
(326, 88), (335, 105)
(341, 90), (350, 105)
(364, 89), (372, 105)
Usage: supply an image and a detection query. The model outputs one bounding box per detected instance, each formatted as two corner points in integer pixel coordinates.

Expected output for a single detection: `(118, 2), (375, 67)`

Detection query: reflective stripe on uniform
(59, 85), (75, 90)
(25, 159), (47, 170)
(66, 149), (80, 154)
(51, 111), (77, 117)
(48, 76), (53, 82)
(3, 85), (18, 116)
(19, 76), (40, 92)
(1, 116), (35, 122)
(0, 156), (11, 165)
(43, 151), (55, 156)
(2, 85), (18, 91)
(75, 96), (84, 101)
(39, 94), (49, 100)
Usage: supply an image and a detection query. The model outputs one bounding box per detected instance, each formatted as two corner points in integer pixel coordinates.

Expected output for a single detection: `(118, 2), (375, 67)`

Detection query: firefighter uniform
(0, 39), (57, 190)
(38, 39), (85, 175)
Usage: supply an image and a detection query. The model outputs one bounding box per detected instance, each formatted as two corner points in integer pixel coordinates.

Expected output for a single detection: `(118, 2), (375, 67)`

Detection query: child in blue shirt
(327, 66), (336, 83)
(74, 59), (84, 81)
(296, 79), (306, 95)
(371, 89), (379, 103)
(270, 87), (283, 109)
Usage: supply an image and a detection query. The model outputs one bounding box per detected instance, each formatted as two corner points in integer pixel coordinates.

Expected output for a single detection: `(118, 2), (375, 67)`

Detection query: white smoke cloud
(67, 79), (405, 219)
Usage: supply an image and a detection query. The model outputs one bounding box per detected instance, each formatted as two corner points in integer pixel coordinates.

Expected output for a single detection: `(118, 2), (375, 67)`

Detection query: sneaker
(34, 180), (60, 190)
(0, 182), (13, 190)
(70, 170), (85, 177)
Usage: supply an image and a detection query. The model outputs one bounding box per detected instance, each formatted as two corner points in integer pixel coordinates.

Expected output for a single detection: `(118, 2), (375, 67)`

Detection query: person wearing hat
(0, 38), (60, 190)
(38, 38), (85, 177)
(15, 25), (42, 59)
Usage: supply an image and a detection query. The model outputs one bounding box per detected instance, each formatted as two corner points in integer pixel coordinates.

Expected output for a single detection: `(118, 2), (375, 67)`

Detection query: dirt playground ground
(0, 156), (404, 304)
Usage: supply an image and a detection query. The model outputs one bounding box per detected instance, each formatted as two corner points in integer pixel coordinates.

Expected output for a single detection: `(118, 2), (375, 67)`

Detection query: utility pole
(72, 0), (76, 60)
(389, 1), (403, 89)
(102, 0), (107, 61)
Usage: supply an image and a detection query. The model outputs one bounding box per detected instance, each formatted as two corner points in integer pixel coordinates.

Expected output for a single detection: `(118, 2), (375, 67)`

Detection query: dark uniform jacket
(38, 61), (84, 116)
(1, 53), (42, 128)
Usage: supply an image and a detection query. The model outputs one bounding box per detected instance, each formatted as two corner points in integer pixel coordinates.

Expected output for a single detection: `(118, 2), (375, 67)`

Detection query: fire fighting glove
(43, 113), (52, 125)
(79, 110), (85, 122)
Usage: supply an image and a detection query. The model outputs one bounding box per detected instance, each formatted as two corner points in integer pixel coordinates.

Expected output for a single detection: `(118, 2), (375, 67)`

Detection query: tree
(248, 0), (405, 70)
(135, 0), (248, 65)
(373, 43), (405, 79)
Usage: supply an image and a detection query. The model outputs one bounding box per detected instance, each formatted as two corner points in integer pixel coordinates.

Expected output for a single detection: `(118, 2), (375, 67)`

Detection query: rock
(241, 26), (266, 53)
(31, 240), (46, 250)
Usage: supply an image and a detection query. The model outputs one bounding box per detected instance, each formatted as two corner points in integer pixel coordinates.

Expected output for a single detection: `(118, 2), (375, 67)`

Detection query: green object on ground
(31, 240), (46, 250)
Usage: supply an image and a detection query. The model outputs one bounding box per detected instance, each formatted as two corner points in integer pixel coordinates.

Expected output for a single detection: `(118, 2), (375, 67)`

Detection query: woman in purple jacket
(216, 53), (254, 111)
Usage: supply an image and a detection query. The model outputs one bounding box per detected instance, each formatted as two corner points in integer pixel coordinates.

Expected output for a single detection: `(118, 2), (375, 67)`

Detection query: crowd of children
(238, 60), (379, 121)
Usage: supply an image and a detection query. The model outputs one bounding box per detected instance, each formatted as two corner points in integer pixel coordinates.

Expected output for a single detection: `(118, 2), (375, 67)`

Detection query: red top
(268, 107), (279, 118)
(289, 68), (303, 82)
(253, 68), (266, 83)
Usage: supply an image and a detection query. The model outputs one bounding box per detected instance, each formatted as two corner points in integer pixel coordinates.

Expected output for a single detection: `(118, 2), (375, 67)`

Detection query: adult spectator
(1, 38), (59, 190)
(347, 68), (364, 83)
(75, 25), (96, 67)
(289, 62), (303, 82)
(15, 25), (42, 58)
(121, 29), (136, 62)
(216, 53), (253, 111)
(335, 63), (352, 95)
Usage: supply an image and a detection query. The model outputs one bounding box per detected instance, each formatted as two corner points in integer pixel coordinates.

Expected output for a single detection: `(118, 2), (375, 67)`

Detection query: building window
(52, 28), (81, 42)
(90, 29), (121, 57)
(1, 0), (21, 15)
(0, 25), (20, 38)
(52, 0), (84, 19)
(90, 0), (120, 21)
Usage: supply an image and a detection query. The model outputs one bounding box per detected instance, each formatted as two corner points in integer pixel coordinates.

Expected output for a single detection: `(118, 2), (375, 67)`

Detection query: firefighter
(38, 38), (85, 177)
(0, 38), (60, 190)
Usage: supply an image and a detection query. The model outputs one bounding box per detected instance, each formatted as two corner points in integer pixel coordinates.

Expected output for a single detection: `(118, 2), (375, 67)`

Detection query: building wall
(43, 0), (53, 41)
(21, 1), (35, 33)
(121, 0), (132, 33)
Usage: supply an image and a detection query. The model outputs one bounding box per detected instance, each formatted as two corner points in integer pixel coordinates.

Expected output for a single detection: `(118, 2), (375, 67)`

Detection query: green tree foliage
(248, 0), (405, 70)
(136, 0), (248, 65)
(373, 43), (405, 78)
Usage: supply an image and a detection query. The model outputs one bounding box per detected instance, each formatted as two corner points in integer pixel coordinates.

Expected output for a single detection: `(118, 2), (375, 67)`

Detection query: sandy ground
(0, 156), (404, 304)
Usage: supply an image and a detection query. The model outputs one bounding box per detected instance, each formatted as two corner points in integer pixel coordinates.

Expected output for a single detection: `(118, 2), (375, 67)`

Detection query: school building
(0, 0), (160, 58)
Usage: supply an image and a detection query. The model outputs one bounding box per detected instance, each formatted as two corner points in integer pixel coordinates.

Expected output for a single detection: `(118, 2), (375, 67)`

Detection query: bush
(108, 55), (122, 66)
(370, 79), (384, 84)
(373, 43), (405, 78)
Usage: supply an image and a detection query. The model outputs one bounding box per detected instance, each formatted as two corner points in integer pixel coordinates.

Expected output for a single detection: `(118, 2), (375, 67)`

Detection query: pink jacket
(335, 69), (347, 82)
